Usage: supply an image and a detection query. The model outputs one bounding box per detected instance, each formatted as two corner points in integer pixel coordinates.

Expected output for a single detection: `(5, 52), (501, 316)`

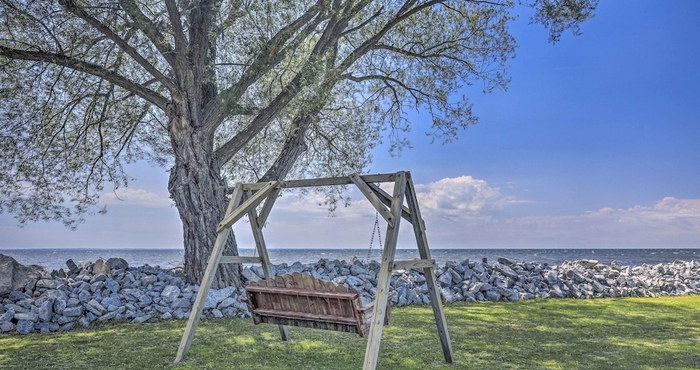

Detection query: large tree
(0, 0), (597, 287)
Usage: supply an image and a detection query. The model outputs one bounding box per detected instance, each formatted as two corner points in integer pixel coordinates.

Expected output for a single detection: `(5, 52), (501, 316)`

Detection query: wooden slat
(255, 316), (361, 335)
(175, 183), (243, 363)
(217, 181), (278, 232)
(219, 256), (262, 264)
(242, 173), (397, 191)
(257, 186), (281, 226)
(253, 308), (358, 325)
(350, 173), (395, 228)
(245, 189), (291, 341)
(246, 285), (359, 300)
(366, 182), (414, 226)
(393, 259), (435, 270)
(404, 172), (454, 363)
(363, 171), (406, 370)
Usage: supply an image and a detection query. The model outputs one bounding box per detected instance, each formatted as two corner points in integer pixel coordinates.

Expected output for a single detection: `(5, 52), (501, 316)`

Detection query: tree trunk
(167, 111), (242, 288)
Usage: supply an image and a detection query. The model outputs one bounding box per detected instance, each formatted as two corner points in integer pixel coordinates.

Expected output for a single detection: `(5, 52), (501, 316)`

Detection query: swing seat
(243, 272), (390, 337)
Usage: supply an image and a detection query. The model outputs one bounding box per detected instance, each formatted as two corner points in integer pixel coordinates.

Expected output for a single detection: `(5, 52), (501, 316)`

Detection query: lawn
(1, 296), (699, 369)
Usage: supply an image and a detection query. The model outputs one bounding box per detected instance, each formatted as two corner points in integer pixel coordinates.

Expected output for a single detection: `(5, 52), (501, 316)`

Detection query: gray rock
(14, 311), (39, 322)
(0, 321), (15, 333)
(16, 320), (35, 335)
(8, 290), (27, 301)
(142, 275), (158, 285)
(0, 308), (15, 323)
(98, 311), (117, 321)
(204, 286), (235, 309)
(494, 263), (519, 279)
(161, 285), (181, 303)
(346, 275), (363, 287)
(131, 314), (152, 324)
(154, 305), (171, 314)
(65, 259), (79, 274)
(241, 267), (261, 282)
(37, 300), (54, 321)
(105, 278), (120, 293)
(497, 257), (517, 266)
(36, 322), (52, 333)
(448, 269), (462, 284)
(468, 282), (483, 294)
(439, 288), (459, 303)
(106, 258), (129, 271)
(92, 259), (111, 275)
(161, 312), (173, 320)
(171, 298), (191, 309)
(290, 262), (305, 273)
(0, 254), (46, 296)
(87, 299), (107, 314)
(36, 278), (64, 290)
(437, 272), (453, 287)
(549, 285), (565, 299)
(63, 305), (83, 317)
(217, 297), (237, 309)
(350, 265), (367, 276)
(211, 309), (224, 318)
(576, 259), (599, 269)
(139, 294), (153, 305)
(79, 316), (91, 327)
(90, 281), (105, 293)
(485, 290), (501, 302)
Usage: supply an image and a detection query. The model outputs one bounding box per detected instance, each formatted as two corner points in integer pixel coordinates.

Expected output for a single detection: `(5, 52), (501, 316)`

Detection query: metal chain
(367, 211), (383, 261)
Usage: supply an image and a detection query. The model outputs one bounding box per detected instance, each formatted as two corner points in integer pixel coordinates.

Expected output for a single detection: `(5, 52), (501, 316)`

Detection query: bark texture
(167, 105), (241, 289)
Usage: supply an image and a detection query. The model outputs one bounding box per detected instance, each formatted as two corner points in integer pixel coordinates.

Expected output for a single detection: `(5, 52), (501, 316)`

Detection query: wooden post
(245, 190), (291, 341)
(175, 183), (244, 362)
(362, 171), (406, 370)
(404, 173), (454, 363)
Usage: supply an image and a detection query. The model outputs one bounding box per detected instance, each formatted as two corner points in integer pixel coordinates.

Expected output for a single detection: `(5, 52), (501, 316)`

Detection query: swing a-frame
(175, 171), (454, 369)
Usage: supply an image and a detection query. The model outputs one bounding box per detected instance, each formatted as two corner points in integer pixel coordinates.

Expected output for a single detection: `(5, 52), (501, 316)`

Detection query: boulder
(65, 259), (80, 274)
(106, 257), (129, 271)
(0, 254), (46, 297)
(92, 259), (111, 275)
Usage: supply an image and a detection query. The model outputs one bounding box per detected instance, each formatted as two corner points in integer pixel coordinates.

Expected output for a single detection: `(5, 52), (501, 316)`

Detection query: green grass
(1, 296), (699, 369)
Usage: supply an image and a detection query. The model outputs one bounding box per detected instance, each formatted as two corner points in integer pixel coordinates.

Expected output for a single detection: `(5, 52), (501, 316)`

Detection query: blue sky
(1, 1), (699, 250)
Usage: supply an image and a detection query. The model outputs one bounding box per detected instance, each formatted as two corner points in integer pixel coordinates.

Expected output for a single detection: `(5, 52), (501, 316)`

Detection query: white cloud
(413, 176), (524, 224)
(102, 188), (173, 208)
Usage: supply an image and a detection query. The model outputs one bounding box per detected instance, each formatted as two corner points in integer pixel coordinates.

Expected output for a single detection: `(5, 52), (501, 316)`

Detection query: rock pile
(1, 253), (699, 335)
(0, 254), (247, 335)
(248, 257), (700, 306)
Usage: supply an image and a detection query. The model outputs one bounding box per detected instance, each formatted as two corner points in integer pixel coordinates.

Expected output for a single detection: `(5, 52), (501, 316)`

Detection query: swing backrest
(244, 272), (390, 337)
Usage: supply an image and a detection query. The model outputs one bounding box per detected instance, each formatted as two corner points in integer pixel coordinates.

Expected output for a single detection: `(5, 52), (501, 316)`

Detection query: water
(1, 248), (699, 271)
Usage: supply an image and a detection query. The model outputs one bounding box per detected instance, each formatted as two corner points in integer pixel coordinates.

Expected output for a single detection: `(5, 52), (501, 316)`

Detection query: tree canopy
(0, 0), (597, 285)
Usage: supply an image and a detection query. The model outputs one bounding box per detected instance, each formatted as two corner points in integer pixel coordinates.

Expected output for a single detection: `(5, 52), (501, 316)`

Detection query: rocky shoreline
(1, 253), (698, 335)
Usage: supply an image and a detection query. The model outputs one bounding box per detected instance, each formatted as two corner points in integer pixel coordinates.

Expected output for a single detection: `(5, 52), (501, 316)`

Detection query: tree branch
(0, 46), (169, 110)
(201, 0), (327, 133)
(165, 0), (188, 57)
(58, 0), (176, 91)
(118, 0), (175, 66)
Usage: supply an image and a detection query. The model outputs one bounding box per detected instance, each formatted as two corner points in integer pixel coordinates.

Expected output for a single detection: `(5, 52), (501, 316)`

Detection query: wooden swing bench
(244, 272), (390, 337)
(176, 172), (453, 370)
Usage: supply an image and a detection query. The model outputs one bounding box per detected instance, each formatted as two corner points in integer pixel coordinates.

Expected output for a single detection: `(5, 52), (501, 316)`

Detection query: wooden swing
(174, 171), (453, 370)
(243, 272), (390, 337)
